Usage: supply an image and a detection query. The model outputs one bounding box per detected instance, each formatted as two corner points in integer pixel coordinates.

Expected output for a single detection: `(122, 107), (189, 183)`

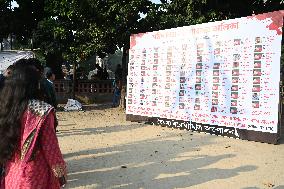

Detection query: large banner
(126, 11), (283, 135)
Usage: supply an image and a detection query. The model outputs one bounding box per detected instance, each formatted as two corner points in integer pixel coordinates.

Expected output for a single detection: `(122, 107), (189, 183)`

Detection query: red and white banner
(126, 11), (284, 133)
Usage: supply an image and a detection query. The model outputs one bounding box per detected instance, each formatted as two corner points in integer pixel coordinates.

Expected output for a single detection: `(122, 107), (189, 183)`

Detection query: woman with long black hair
(0, 59), (66, 188)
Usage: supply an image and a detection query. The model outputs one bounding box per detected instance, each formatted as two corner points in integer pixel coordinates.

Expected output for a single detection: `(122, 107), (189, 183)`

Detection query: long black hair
(0, 59), (42, 164)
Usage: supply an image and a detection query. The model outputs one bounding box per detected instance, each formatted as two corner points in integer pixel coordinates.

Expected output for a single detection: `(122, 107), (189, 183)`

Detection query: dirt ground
(56, 105), (284, 189)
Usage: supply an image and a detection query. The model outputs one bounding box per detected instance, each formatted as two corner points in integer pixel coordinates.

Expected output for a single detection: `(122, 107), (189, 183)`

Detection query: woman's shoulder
(28, 99), (54, 117)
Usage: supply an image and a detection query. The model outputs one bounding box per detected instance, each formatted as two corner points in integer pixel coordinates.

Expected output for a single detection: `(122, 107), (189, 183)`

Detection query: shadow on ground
(63, 127), (257, 189)
(274, 186), (284, 189)
(278, 137), (284, 145)
(57, 103), (115, 112)
(57, 123), (147, 138)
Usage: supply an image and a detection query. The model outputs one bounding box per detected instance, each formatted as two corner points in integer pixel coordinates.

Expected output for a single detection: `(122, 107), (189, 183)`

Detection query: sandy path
(56, 106), (284, 189)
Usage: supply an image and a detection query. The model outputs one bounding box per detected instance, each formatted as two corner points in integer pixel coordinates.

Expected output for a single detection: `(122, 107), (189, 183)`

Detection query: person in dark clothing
(112, 79), (122, 107)
(41, 68), (59, 130)
(42, 68), (58, 109)
(112, 64), (123, 107)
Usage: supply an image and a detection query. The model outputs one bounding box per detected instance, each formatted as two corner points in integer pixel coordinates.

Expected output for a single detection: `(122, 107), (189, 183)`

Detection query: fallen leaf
(263, 182), (275, 188)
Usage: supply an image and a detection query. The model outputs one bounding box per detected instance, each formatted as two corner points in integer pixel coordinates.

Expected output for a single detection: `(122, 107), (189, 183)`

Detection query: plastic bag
(64, 99), (82, 111)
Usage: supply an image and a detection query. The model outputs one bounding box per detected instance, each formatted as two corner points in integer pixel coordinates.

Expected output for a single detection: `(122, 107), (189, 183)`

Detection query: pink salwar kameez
(1, 100), (66, 189)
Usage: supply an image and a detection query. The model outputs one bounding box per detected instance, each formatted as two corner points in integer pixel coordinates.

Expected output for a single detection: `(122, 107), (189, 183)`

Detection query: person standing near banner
(112, 79), (122, 107)
(112, 64), (123, 107)
(42, 68), (58, 109)
(0, 61), (67, 188)
(41, 67), (59, 130)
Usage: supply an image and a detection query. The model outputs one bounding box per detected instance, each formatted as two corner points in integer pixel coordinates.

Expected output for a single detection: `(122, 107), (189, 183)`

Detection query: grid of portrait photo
(127, 11), (282, 134)
(165, 47), (173, 108)
(194, 43), (204, 111)
(252, 37), (262, 109)
(179, 44), (189, 110)
(230, 39), (242, 115)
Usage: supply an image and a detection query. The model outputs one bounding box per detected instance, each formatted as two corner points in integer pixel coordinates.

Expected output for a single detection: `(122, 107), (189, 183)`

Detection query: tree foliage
(33, 0), (152, 62)
(1, 0), (283, 61)
(0, 0), (12, 41)
(142, 0), (283, 31)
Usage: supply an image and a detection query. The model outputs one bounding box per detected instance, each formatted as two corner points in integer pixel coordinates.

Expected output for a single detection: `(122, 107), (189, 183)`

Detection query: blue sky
(151, 0), (161, 3)
(11, 1), (18, 8)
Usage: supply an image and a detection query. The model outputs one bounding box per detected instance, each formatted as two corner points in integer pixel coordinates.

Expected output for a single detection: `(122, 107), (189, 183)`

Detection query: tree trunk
(72, 62), (77, 99)
(121, 47), (128, 85)
(31, 38), (33, 51)
(10, 34), (12, 50)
